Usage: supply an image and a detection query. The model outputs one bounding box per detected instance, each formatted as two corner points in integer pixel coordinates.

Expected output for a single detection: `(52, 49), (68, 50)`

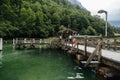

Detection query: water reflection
(67, 73), (84, 79)
(0, 51), (2, 68)
(73, 66), (82, 70)
(67, 65), (97, 80)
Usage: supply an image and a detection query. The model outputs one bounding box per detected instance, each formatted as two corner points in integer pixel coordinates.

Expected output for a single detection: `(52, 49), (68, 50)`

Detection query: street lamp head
(98, 10), (107, 14)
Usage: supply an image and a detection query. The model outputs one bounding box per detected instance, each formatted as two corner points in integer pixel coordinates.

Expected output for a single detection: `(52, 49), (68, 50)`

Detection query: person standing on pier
(72, 37), (77, 47)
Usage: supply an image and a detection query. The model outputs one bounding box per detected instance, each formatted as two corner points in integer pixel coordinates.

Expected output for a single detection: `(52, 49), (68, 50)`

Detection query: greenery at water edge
(0, 0), (120, 38)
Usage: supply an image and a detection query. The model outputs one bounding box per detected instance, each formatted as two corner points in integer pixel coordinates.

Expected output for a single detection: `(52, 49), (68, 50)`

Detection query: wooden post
(13, 38), (15, 48)
(48, 39), (51, 46)
(106, 38), (110, 49)
(67, 38), (69, 46)
(13, 38), (15, 45)
(98, 38), (103, 62)
(77, 42), (78, 49)
(114, 38), (117, 51)
(0, 38), (3, 51)
(33, 38), (35, 43)
(15, 38), (18, 44)
(98, 46), (102, 62)
(84, 36), (87, 57)
(40, 39), (41, 43)
(65, 38), (67, 46)
(42, 39), (43, 43)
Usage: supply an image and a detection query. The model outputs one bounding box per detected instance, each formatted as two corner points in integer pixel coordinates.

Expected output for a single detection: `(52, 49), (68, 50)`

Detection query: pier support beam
(0, 51), (2, 68)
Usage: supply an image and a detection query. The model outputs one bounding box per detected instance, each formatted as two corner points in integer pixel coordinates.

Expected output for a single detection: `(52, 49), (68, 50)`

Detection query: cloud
(78, 0), (120, 21)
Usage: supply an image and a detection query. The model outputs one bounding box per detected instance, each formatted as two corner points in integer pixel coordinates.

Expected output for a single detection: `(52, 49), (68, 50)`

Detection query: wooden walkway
(67, 43), (120, 70)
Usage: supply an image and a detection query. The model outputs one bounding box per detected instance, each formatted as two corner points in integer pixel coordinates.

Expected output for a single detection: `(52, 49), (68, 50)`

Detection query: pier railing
(13, 38), (52, 49)
(102, 37), (120, 50)
(13, 38), (52, 44)
(63, 35), (120, 51)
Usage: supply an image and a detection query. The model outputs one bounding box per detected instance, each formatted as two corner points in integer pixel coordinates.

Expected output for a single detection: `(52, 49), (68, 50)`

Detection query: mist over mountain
(68, 0), (85, 9)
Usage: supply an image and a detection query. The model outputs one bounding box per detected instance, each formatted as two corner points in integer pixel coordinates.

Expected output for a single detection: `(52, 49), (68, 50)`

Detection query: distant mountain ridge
(68, 0), (85, 9)
(109, 20), (120, 27)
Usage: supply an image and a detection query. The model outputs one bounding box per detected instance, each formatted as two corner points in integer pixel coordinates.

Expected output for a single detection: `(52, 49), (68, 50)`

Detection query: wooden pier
(67, 44), (120, 70)
(56, 35), (120, 78)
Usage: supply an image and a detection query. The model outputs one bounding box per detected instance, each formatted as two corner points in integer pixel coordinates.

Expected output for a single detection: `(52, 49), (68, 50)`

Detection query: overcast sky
(78, 0), (120, 21)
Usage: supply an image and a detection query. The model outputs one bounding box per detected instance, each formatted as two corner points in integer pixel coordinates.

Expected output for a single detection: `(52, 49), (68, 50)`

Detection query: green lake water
(0, 45), (96, 80)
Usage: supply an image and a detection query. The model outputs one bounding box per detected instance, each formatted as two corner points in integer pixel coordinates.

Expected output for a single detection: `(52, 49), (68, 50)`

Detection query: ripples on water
(0, 45), (96, 80)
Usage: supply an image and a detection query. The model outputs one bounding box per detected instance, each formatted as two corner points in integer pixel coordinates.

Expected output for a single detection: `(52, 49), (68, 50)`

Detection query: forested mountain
(0, 0), (117, 38)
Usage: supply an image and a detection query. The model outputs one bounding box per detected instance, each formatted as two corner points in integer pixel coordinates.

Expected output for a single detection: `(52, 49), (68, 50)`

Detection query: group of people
(59, 35), (77, 47)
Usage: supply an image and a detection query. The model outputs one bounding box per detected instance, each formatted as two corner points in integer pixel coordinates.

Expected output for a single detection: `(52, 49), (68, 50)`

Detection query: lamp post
(98, 10), (108, 37)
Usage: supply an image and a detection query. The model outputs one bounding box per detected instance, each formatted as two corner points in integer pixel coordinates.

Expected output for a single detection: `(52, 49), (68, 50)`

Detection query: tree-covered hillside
(0, 0), (117, 38)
